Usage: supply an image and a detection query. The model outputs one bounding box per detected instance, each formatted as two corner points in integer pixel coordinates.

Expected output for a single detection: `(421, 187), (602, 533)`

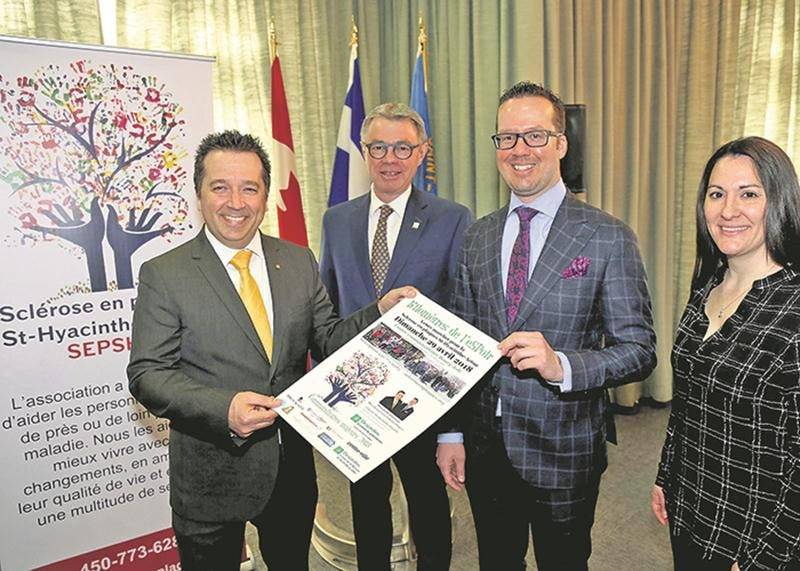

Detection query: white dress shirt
(367, 186), (412, 259)
(204, 227), (275, 327)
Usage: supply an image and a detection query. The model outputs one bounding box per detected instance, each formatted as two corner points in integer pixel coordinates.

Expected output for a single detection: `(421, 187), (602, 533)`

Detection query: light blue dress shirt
(500, 181), (574, 398)
(438, 180), (574, 444)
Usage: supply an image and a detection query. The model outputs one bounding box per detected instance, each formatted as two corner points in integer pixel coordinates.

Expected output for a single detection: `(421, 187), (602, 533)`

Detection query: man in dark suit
(436, 82), (656, 570)
(320, 103), (473, 570)
(127, 131), (412, 571)
(379, 390), (407, 416)
(397, 397), (418, 420)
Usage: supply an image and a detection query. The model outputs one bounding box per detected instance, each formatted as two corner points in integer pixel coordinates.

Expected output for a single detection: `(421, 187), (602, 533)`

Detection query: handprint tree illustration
(0, 60), (191, 292)
(323, 351), (390, 408)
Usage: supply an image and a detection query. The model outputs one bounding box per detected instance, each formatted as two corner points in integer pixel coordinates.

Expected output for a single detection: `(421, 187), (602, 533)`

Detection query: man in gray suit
(436, 82), (656, 570)
(128, 131), (412, 570)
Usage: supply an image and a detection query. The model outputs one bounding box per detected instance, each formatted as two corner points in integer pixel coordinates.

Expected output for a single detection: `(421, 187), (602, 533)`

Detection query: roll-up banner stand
(0, 35), (212, 571)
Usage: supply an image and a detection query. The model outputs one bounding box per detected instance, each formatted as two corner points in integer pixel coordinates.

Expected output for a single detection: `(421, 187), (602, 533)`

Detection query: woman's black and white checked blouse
(657, 265), (800, 570)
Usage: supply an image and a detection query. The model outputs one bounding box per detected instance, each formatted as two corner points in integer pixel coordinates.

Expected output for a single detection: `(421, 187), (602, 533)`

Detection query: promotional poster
(277, 294), (501, 482)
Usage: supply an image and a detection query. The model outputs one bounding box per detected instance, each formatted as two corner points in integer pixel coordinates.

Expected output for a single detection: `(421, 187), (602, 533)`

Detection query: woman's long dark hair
(692, 136), (800, 289)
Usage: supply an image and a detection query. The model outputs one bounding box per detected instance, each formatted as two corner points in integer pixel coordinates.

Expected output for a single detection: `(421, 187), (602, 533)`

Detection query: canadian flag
(270, 54), (308, 247)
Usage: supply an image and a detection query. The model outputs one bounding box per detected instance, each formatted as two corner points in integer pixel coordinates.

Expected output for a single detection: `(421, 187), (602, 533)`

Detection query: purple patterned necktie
(506, 206), (538, 324)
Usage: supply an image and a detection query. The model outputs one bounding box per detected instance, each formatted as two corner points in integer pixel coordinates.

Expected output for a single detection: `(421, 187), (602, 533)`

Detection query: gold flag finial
(418, 15), (429, 91)
(418, 15), (428, 46)
(269, 16), (278, 61)
(349, 15), (359, 48)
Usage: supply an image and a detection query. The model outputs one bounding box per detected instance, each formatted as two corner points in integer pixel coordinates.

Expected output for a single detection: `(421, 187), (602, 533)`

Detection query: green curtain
(111, 0), (800, 405)
(361, 1), (679, 404)
(673, 0), (800, 324)
(116, 0), (352, 247)
(0, 0), (101, 42)
(7, 0), (798, 404)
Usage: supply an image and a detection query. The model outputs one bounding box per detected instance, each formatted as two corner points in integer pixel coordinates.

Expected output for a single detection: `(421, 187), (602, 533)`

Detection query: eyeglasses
(362, 141), (423, 160)
(490, 130), (563, 150)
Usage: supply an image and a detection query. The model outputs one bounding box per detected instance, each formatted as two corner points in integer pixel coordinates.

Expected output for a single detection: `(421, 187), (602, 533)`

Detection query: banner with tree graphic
(1, 58), (191, 292)
(0, 36), (211, 571)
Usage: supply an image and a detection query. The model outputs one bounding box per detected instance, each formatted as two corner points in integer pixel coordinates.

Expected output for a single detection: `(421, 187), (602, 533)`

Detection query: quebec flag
(328, 43), (369, 206)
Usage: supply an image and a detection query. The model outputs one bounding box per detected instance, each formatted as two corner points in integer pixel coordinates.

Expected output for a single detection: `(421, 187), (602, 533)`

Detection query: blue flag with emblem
(409, 21), (437, 195)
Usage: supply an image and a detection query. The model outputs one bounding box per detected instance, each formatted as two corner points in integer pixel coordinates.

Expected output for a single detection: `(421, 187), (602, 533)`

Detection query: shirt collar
(506, 179), (567, 221)
(204, 226), (265, 265)
(369, 185), (412, 216)
(709, 261), (798, 292)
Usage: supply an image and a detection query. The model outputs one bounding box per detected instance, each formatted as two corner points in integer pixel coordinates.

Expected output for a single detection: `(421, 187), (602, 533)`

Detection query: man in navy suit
(436, 82), (657, 570)
(320, 102), (473, 570)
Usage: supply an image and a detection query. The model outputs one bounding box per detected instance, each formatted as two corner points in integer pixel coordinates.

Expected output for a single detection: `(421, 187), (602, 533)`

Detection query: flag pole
(350, 15), (359, 48)
(418, 15), (428, 92)
(269, 16), (278, 62)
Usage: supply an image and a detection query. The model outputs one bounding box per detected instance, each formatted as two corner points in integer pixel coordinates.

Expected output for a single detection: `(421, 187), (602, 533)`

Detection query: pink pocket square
(562, 256), (590, 279)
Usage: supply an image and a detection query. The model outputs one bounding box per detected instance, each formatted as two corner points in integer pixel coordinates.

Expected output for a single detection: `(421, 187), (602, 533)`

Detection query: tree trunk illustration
(106, 204), (173, 290)
(323, 380), (348, 404)
(326, 390), (355, 408)
(31, 197), (107, 292)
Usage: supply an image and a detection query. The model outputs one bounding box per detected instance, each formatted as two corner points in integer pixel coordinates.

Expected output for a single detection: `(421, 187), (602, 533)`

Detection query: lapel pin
(275, 264), (281, 269)
(412, 221), (420, 230)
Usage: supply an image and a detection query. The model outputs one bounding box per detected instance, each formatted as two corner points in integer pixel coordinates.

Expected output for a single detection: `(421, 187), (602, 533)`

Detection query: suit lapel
(349, 195), (374, 296)
(191, 231), (270, 365)
(485, 207), (510, 335)
(262, 235), (292, 384)
(511, 195), (595, 329)
(382, 189), (429, 293)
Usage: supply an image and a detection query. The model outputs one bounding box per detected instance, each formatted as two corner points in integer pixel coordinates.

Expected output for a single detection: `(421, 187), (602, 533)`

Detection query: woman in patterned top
(652, 137), (800, 570)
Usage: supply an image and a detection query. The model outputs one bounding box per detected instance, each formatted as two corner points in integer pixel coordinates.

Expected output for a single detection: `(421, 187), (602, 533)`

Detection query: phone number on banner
(80, 537), (178, 571)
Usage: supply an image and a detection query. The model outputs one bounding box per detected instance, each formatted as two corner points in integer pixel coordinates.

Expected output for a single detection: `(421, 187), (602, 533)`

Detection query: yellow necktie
(230, 250), (273, 360)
